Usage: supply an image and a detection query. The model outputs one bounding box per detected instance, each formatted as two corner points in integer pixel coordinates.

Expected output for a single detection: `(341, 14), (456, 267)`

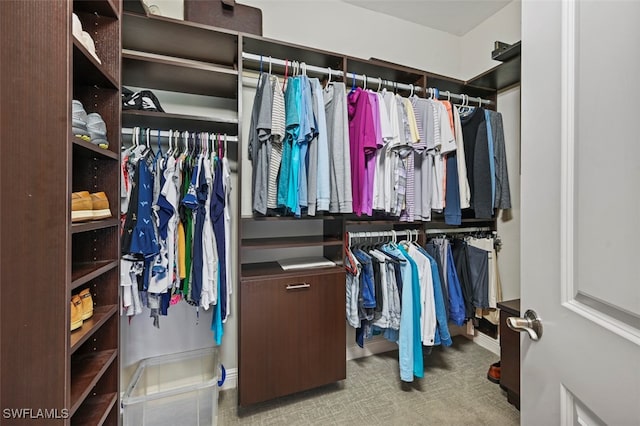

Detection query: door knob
(507, 309), (543, 341)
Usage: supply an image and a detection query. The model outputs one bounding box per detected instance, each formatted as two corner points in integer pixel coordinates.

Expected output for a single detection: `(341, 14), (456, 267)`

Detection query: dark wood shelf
(72, 218), (119, 234)
(70, 349), (118, 416)
(73, 38), (118, 90)
(123, 0), (147, 14)
(122, 110), (238, 133)
(72, 137), (119, 160)
(242, 214), (340, 222)
(123, 49), (238, 98)
(241, 262), (343, 280)
(74, 0), (119, 18)
(123, 12), (238, 66)
(467, 56), (521, 91)
(242, 34), (345, 76)
(71, 392), (118, 426)
(242, 235), (341, 250)
(70, 305), (118, 354)
(348, 56), (424, 88)
(71, 260), (119, 290)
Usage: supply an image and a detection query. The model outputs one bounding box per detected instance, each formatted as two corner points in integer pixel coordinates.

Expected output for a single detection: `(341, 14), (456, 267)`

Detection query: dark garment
(354, 249), (376, 310)
(460, 108), (493, 219)
(212, 160), (228, 320)
(185, 161), (207, 306)
(486, 110), (512, 210)
(451, 239), (475, 319)
(370, 255), (383, 318)
(127, 157), (160, 258)
(248, 73), (272, 214)
(467, 244), (489, 309)
(444, 153), (462, 225)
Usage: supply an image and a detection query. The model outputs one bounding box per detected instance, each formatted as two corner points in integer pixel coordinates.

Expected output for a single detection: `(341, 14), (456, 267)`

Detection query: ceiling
(342, 0), (512, 36)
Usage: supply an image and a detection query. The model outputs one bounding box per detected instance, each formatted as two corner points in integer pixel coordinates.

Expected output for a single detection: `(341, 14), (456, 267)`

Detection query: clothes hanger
(326, 67), (332, 86)
(350, 72), (356, 94)
(409, 84), (414, 98)
(259, 54), (263, 75)
(377, 77), (382, 92)
(223, 134), (227, 159)
(446, 90), (451, 102)
(362, 74), (367, 90)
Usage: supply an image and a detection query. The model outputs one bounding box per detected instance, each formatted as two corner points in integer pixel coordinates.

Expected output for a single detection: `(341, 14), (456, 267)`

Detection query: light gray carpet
(218, 336), (520, 425)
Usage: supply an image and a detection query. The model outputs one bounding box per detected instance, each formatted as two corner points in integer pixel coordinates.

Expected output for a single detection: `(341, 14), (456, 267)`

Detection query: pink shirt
(347, 88), (377, 216)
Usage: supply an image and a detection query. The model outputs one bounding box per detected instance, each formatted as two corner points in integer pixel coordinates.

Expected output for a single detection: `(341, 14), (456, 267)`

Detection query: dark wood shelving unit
(72, 137), (119, 160)
(70, 349), (118, 415)
(122, 110), (239, 133)
(71, 218), (120, 234)
(123, 12), (238, 66)
(122, 49), (238, 98)
(75, 0), (119, 18)
(1, 1), (121, 423)
(241, 215), (340, 222)
(241, 262), (343, 280)
(71, 392), (118, 426)
(242, 235), (342, 249)
(73, 38), (118, 89)
(70, 305), (119, 353)
(71, 260), (119, 290)
(468, 42), (521, 91)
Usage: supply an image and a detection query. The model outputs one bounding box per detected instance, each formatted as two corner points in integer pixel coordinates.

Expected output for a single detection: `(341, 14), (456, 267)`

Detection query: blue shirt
(382, 244), (417, 382)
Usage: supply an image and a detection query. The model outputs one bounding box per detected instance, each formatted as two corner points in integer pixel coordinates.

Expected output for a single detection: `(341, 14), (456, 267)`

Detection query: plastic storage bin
(122, 347), (219, 426)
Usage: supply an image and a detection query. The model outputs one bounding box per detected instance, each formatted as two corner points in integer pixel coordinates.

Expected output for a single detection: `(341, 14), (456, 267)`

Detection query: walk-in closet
(7, 0), (636, 425)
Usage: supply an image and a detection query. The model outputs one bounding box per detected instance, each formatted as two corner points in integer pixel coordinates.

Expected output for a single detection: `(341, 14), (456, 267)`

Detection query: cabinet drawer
(239, 270), (346, 406)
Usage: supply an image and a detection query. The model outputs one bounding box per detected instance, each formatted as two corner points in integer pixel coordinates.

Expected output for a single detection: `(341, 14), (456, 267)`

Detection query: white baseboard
(346, 335), (397, 360)
(471, 331), (500, 355)
(220, 367), (237, 391)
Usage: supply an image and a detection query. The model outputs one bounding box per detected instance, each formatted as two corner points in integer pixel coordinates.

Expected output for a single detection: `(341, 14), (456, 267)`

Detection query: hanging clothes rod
(348, 229), (420, 239)
(242, 52), (492, 106)
(425, 226), (494, 235)
(121, 127), (239, 142)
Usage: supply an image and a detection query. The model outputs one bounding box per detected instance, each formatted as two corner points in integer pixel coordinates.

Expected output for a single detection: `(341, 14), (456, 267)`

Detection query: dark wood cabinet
(239, 268), (346, 406)
(498, 299), (520, 409)
(1, 1), (121, 423)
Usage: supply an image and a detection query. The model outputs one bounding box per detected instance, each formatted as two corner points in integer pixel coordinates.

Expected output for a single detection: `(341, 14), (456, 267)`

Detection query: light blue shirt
(382, 244), (416, 382)
(311, 78), (330, 211)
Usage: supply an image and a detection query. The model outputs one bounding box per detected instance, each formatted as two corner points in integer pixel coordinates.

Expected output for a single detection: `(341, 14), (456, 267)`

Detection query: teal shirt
(278, 77), (300, 209)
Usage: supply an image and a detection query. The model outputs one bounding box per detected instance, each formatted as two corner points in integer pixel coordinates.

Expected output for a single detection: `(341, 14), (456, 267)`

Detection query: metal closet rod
(425, 226), (494, 235)
(121, 127), (238, 142)
(242, 52), (492, 106)
(348, 229), (421, 239)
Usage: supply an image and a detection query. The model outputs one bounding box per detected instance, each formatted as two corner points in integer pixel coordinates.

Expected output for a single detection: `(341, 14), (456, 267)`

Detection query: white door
(520, 0), (640, 424)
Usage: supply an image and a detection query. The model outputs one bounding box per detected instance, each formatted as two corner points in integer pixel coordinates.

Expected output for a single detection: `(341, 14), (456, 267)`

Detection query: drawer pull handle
(286, 283), (310, 290)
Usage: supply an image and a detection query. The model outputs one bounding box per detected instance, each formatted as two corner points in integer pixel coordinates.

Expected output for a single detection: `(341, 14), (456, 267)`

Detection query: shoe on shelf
(71, 191), (93, 222)
(86, 112), (109, 149)
(80, 30), (102, 64)
(72, 13), (83, 41)
(91, 192), (112, 220)
(487, 361), (501, 384)
(72, 100), (90, 142)
(78, 288), (94, 320)
(70, 296), (83, 331)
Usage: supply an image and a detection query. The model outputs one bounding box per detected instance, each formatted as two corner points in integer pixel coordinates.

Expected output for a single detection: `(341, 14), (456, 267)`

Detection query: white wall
(496, 86), (521, 302)
(123, 0), (522, 391)
(458, 0), (522, 81)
